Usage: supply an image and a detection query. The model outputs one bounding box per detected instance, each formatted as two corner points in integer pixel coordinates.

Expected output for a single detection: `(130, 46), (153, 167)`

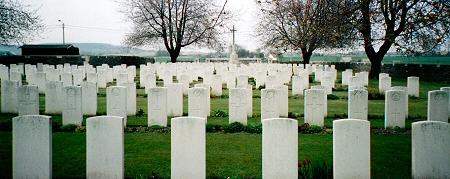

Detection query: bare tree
(354, 0), (450, 78)
(122, 0), (232, 63)
(0, 0), (43, 45)
(255, 0), (357, 65)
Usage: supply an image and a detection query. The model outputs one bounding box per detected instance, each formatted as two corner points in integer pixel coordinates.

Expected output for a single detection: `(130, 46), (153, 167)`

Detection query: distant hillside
(0, 43), (156, 56)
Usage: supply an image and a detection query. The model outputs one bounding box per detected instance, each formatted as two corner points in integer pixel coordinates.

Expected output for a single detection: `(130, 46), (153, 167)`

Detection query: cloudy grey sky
(22, 0), (260, 51)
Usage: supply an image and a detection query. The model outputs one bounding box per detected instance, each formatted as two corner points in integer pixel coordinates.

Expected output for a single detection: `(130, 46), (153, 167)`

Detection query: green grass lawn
(0, 72), (448, 178)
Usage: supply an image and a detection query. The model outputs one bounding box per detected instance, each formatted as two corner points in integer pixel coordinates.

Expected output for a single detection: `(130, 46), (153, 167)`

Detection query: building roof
(19, 44), (74, 49)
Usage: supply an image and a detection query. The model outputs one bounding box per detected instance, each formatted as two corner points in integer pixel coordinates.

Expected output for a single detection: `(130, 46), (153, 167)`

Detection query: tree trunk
(169, 48), (181, 63)
(301, 49), (312, 68)
(368, 56), (382, 79)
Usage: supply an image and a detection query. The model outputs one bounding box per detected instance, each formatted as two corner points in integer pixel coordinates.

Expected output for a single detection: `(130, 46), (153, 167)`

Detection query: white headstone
(292, 75), (306, 96)
(171, 117), (206, 178)
(122, 83), (137, 116)
(1, 80), (19, 113)
(407, 76), (420, 97)
(379, 76), (391, 92)
(61, 73), (73, 87)
(348, 89), (368, 120)
(265, 75), (277, 89)
(385, 90), (407, 128)
(226, 71), (236, 89)
(81, 82), (97, 116)
(10, 71), (22, 86)
(262, 118), (298, 178)
(211, 75), (223, 97)
(45, 81), (63, 115)
(272, 85), (288, 117)
(18, 85), (39, 116)
(237, 75), (249, 86)
(72, 69), (84, 86)
(148, 87), (168, 126)
(117, 73), (128, 87)
(86, 116), (124, 179)
(304, 89), (325, 126)
(229, 88), (248, 125)
(333, 119), (370, 179)
(166, 83), (183, 117)
(391, 86), (409, 118)
(188, 87), (208, 120)
(36, 72), (46, 94)
(178, 74), (190, 95)
(348, 76), (362, 87)
(427, 90), (449, 122)
(310, 86), (328, 118)
(193, 84), (211, 117)
(236, 84), (253, 117)
(144, 73), (156, 94)
(412, 121), (450, 178)
(62, 86), (83, 126)
(107, 86), (127, 126)
(441, 87), (450, 119)
(13, 115), (52, 179)
(261, 89), (279, 120)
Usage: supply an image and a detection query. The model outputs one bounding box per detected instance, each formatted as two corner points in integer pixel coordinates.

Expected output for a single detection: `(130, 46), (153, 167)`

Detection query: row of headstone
(13, 116), (449, 178)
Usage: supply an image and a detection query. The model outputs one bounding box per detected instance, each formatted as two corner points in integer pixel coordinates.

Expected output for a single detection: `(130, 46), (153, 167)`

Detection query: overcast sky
(22, 0), (260, 51)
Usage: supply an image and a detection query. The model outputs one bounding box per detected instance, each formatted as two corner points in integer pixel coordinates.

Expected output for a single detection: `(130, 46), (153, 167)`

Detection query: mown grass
(0, 71), (448, 178)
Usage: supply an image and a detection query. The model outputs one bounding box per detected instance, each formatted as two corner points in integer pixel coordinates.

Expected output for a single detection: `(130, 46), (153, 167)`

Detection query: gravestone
(127, 66), (136, 83)
(87, 73), (98, 83)
(171, 117), (206, 178)
(237, 75), (249, 86)
(407, 76), (420, 97)
(10, 71), (22, 86)
(145, 73), (156, 94)
(236, 84), (253, 117)
(292, 75), (306, 96)
(229, 88), (248, 125)
(61, 73), (73, 87)
(310, 86), (328, 118)
(412, 121), (450, 178)
(81, 82), (97, 116)
(166, 83), (183, 117)
(391, 86), (409, 118)
(333, 119), (370, 179)
(227, 71), (236, 89)
(72, 69), (83, 86)
(385, 90), (407, 128)
(148, 87), (168, 126)
(261, 89), (279, 120)
(211, 75), (223, 97)
(117, 73), (128, 87)
(1, 80), (19, 114)
(379, 76), (391, 92)
(193, 84), (211, 117)
(107, 86), (127, 126)
(441, 87), (450, 119)
(341, 69), (352, 86)
(18, 85), (39, 116)
(348, 76), (361, 87)
(188, 87), (208, 120)
(122, 83), (137, 116)
(304, 89), (325, 126)
(265, 75), (277, 89)
(25, 67), (37, 85)
(178, 74), (190, 95)
(321, 75), (333, 94)
(272, 85), (289, 117)
(97, 69), (107, 88)
(348, 89), (368, 120)
(36, 72), (46, 94)
(262, 118), (298, 178)
(46, 68), (60, 82)
(86, 116), (124, 179)
(62, 86), (83, 126)
(13, 115), (52, 179)
(427, 90), (449, 122)
(45, 81), (63, 115)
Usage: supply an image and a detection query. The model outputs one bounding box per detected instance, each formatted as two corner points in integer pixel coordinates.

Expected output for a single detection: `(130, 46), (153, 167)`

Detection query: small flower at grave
(307, 158), (311, 164)
(298, 162), (302, 168)
(303, 159), (307, 165)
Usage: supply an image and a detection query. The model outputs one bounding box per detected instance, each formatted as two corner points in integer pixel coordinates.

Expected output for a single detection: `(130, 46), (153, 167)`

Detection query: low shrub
(136, 108), (146, 117)
(220, 94), (229, 98)
(59, 124), (78, 132)
(333, 87), (346, 91)
(246, 123), (262, 134)
(211, 109), (228, 117)
(308, 125), (323, 133)
(257, 85), (265, 90)
(327, 94), (340, 100)
(325, 128), (333, 134)
(223, 122), (245, 133)
(368, 89), (385, 100)
(298, 158), (333, 179)
(75, 126), (86, 133)
(206, 124), (215, 133)
(52, 121), (62, 132)
(0, 119), (12, 131)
